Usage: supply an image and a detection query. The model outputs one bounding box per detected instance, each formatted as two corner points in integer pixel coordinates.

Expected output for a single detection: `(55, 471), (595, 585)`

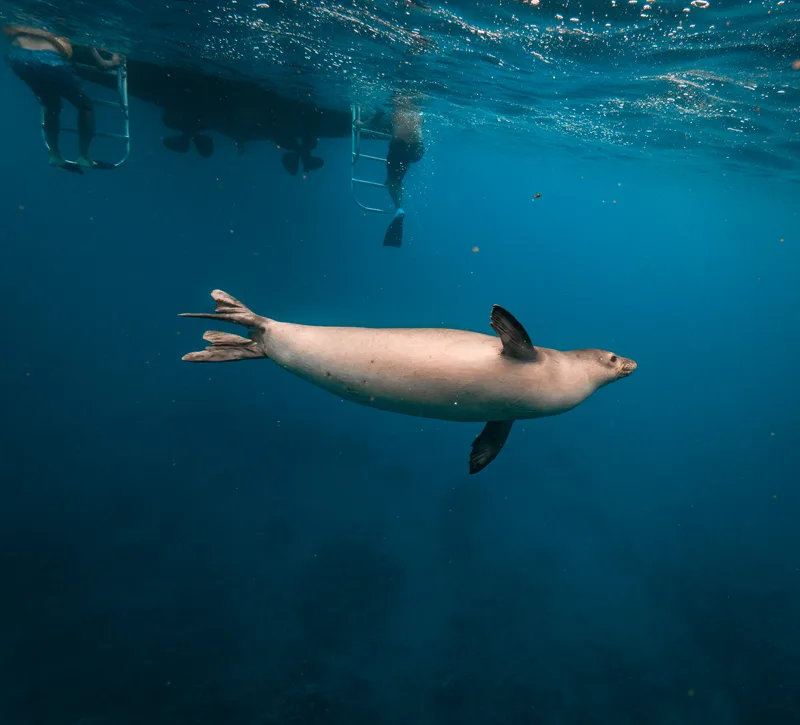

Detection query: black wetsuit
(5, 44), (92, 112)
(386, 136), (425, 185)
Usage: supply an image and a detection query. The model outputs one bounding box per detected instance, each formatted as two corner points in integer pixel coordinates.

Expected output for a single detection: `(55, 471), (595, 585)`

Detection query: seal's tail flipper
(179, 290), (268, 363)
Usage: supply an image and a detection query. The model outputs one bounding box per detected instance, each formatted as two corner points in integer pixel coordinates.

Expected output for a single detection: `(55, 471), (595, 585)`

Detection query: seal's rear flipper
(469, 420), (513, 474)
(181, 330), (264, 362)
(179, 290), (268, 362)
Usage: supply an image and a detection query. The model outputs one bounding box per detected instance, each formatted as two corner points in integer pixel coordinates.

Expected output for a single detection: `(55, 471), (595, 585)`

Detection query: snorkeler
(2, 24), (122, 169)
(380, 96), (424, 248)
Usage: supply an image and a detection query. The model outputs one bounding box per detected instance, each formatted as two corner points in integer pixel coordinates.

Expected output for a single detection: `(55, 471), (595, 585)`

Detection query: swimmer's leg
(75, 101), (96, 168)
(63, 77), (96, 168)
(39, 95), (66, 167)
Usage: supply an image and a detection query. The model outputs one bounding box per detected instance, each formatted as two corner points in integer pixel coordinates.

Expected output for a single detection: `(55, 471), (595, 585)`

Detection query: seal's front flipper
(469, 420), (514, 474)
(179, 289), (269, 362)
(490, 305), (539, 362)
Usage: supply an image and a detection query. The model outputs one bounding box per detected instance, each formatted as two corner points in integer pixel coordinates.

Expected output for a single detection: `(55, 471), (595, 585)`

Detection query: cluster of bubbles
(195, 0), (797, 167)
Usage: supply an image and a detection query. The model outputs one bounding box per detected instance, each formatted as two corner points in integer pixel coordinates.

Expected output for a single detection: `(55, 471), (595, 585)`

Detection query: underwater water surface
(0, 1), (798, 724)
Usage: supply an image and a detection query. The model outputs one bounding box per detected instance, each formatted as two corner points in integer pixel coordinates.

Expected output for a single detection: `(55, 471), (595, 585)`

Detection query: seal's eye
(610, 355), (617, 363)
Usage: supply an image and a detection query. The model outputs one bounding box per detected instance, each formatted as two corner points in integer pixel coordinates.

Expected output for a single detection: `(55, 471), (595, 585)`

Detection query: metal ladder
(44, 61), (130, 168)
(350, 103), (394, 214)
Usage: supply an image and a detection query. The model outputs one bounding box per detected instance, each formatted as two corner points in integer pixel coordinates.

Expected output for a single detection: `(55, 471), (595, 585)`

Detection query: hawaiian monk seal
(180, 290), (637, 474)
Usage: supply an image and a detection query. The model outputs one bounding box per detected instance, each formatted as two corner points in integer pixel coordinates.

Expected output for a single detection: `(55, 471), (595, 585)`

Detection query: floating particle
(690, 0), (709, 7)
(688, 689), (695, 697)
(780, 238), (784, 243)
(472, 246), (480, 253)
(533, 192), (542, 199)
(793, 60), (800, 71)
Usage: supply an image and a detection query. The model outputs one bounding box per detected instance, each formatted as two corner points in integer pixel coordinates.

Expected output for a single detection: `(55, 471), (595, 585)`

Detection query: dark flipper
(490, 305), (539, 362)
(383, 211), (404, 248)
(470, 420), (514, 474)
(192, 134), (214, 158)
(281, 152), (300, 175)
(57, 161), (85, 175)
(163, 134), (191, 153)
(302, 155), (325, 172)
(91, 159), (116, 170)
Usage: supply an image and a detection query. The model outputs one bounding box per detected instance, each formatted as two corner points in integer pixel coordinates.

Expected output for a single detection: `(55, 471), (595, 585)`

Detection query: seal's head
(573, 348), (637, 388)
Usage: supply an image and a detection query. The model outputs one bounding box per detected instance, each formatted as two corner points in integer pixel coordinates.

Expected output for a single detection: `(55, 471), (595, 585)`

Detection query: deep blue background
(1, 60), (799, 725)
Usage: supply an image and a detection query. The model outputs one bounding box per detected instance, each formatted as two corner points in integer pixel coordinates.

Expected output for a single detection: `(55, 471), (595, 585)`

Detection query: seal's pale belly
(263, 321), (582, 422)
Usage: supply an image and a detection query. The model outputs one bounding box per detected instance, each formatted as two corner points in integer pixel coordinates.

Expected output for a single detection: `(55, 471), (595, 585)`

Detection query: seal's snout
(618, 357), (637, 378)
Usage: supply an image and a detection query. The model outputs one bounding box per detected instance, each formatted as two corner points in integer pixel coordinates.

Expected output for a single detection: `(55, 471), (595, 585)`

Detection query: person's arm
(90, 47), (122, 70)
(3, 24), (35, 37)
(3, 25), (72, 57)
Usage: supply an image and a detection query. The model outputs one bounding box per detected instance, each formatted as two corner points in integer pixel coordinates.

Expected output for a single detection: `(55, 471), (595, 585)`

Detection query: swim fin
(193, 134), (214, 158)
(383, 209), (405, 248)
(91, 159), (116, 170)
(58, 163), (84, 175)
(302, 155), (325, 173)
(163, 134), (191, 153)
(281, 152), (300, 175)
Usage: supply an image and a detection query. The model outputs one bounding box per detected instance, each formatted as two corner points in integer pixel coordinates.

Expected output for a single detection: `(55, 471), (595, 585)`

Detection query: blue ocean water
(1, 1), (799, 724)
